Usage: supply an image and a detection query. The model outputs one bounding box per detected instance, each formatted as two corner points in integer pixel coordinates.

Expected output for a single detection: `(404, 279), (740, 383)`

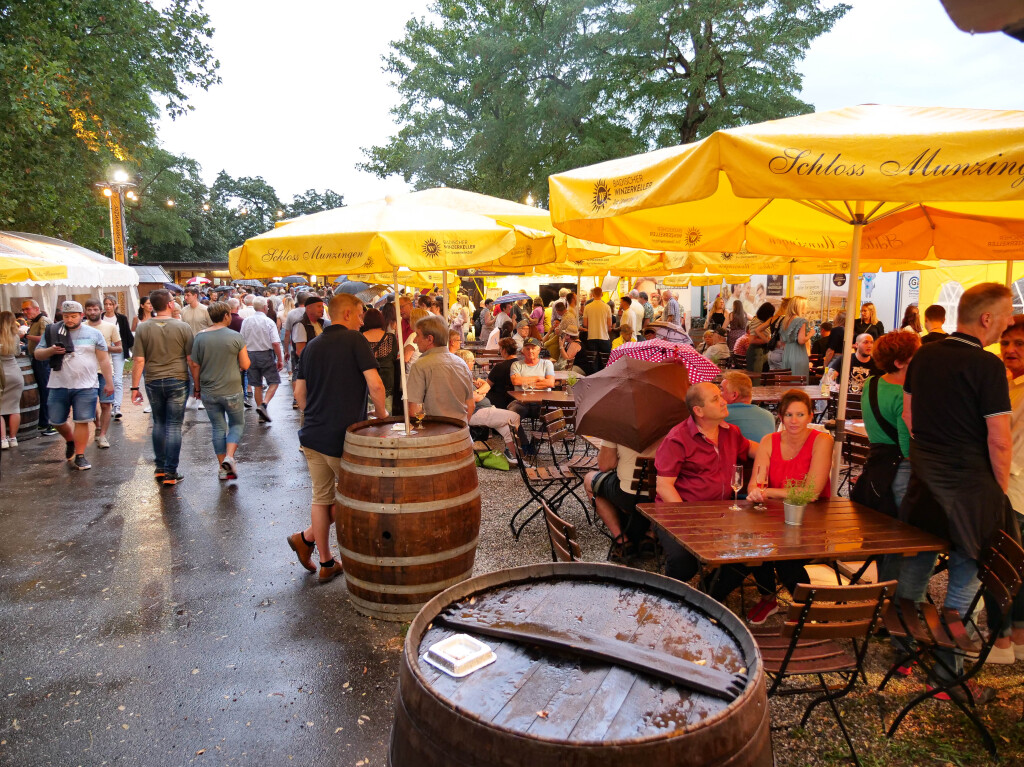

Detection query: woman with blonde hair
(779, 296), (810, 378)
(708, 295), (726, 327)
(450, 293), (470, 343)
(0, 311), (25, 448)
(854, 301), (885, 339)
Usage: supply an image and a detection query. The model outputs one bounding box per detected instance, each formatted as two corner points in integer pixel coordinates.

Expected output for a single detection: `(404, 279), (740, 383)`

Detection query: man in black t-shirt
(899, 282), (1017, 701)
(920, 303), (948, 345)
(480, 337), (519, 410)
(828, 333), (881, 393)
(823, 311), (846, 367)
(287, 293), (388, 584)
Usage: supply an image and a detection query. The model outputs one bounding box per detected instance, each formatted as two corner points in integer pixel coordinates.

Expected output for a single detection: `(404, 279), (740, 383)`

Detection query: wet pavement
(0, 384), (410, 766)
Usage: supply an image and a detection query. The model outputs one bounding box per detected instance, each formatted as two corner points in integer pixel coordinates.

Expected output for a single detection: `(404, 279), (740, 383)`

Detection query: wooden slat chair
(542, 501), (582, 562)
(758, 369), (793, 384)
(507, 428), (589, 539)
(839, 431), (871, 496)
(728, 352), (747, 369)
(754, 580), (897, 767)
(880, 531), (1024, 756)
(765, 374), (809, 386)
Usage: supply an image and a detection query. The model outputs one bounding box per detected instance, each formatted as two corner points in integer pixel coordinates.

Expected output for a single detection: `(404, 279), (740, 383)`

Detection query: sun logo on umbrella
(421, 238), (442, 259)
(685, 226), (702, 246)
(592, 180), (612, 211)
(720, 251), (734, 261)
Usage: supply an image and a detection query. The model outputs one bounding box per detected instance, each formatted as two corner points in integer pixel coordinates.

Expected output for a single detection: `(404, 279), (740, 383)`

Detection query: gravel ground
(467, 437), (1024, 766)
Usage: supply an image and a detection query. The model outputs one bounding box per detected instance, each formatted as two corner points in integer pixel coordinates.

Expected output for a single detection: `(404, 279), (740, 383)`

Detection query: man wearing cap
(702, 325), (731, 365)
(509, 337), (555, 421)
(131, 289), (195, 486)
(291, 295), (325, 359)
(514, 319), (531, 351)
(34, 300), (115, 470)
(84, 298), (121, 449)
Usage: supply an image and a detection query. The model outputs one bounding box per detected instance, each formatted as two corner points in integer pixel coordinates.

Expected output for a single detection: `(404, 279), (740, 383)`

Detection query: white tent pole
(393, 266), (412, 435)
(830, 201), (865, 493)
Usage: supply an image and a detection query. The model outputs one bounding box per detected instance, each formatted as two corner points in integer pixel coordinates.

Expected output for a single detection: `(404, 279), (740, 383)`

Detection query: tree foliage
(287, 188), (345, 218)
(362, 0), (848, 201)
(0, 0), (220, 250)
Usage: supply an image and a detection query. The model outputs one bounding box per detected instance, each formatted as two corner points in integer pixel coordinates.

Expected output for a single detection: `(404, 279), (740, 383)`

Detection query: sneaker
(287, 532), (317, 573)
(502, 448), (518, 466)
(72, 454), (91, 471)
(113, 408), (122, 421)
(747, 595), (780, 625)
(40, 426), (58, 437)
(197, 399), (205, 410)
(926, 680), (997, 705)
(143, 405), (151, 414)
(65, 441), (76, 460)
(318, 560), (344, 583)
(96, 435), (110, 449)
(986, 644), (1016, 665)
(7, 436), (16, 447)
(0, 438), (8, 450)
(243, 399), (253, 409)
(256, 404), (271, 423)
(162, 472), (185, 486)
(154, 468), (166, 481)
(221, 455), (237, 480)
(218, 466), (229, 481)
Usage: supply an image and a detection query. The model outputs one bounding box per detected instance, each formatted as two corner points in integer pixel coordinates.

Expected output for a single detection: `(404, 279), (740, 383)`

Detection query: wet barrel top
(411, 566), (759, 744)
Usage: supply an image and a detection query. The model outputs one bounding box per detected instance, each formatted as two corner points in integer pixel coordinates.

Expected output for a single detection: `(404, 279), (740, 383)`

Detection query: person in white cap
(33, 301), (114, 471)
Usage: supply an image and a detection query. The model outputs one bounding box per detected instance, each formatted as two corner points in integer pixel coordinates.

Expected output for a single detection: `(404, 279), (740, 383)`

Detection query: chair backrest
(630, 457), (658, 501)
(767, 374), (809, 386)
(841, 432), (871, 468)
(977, 530), (1024, 615)
(542, 501), (581, 562)
(760, 369), (792, 384)
(729, 353), (747, 369)
(783, 581), (897, 641)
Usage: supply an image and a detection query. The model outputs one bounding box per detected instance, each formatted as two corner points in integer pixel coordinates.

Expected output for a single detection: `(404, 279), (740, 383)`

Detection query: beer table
(636, 498), (947, 586)
(749, 385), (830, 404)
(508, 389), (575, 405)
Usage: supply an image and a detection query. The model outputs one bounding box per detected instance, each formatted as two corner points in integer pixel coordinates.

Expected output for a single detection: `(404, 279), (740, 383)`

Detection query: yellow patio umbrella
(228, 247), (243, 280)
(549, 104), (1024, 489)
(0, 253), (68, 284)
(663, 272), (752, 288)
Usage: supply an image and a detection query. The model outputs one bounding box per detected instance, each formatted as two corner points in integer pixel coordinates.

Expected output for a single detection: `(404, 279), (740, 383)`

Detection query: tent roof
(132, 265), (173, 283)
(0, 232), (138, 288)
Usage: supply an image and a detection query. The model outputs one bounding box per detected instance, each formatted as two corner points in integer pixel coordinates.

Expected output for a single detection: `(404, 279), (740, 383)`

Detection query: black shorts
(247, 349), (281, 387)
(591, 470), (639, 515)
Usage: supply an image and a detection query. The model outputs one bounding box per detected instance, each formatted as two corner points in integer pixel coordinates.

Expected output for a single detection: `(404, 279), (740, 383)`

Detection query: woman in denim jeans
(189, 301), (250, 480)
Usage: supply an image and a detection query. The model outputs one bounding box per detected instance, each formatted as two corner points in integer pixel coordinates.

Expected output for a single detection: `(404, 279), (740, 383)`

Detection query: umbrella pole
(442, 271), (448, 320)
(394, 267), (412, 435)
(1007, 260), (1014, 288)
(829, 202), (865, 493)
(786, 261), (794, 298)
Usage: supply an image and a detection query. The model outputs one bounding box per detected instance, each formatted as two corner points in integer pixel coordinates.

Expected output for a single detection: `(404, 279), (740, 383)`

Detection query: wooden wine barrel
(390, 563), (772, 767)
(17, 356), (39, 441)
(336, 416), (481, 622)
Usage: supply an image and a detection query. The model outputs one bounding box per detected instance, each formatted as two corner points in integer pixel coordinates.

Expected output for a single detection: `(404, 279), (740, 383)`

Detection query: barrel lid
(409, 564), (759, 744)
(349, 416), (466, 441)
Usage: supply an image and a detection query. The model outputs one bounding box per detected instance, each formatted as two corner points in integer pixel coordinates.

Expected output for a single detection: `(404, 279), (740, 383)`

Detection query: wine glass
(729, 464), (743, 510)
(754, 466), (768, 511)
(413, 410), (426, 430)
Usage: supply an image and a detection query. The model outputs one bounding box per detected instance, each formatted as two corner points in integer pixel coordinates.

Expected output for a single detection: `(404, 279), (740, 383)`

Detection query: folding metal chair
(507, 429), (589, 539)
(542, 501), (582, 562)
(838, 431), (870, 496)
(880, 530), (1024, 755)
(754, 580), (896, 767)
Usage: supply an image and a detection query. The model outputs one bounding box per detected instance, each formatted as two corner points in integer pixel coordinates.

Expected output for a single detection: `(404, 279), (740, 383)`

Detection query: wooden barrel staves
(336, 416), (481, 622)
(390, 563), (773, 767)
(17, 356), (39, 441)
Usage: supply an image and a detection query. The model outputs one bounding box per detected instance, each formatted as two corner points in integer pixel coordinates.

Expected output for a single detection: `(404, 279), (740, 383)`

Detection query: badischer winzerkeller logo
(592, 180), (612, 211)
(421, 238), (442, 259)
(720, 251), (734, 261)
(685, 226), (702, 246)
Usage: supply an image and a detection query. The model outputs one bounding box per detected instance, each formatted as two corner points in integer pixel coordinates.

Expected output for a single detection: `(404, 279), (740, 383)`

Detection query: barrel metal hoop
(343, 442), (472, 460)
(345, 428), (470, 449)
(345, 569), (474, 595)
(339, 537), (478, 567)
(339, 453), (476, 477)
(335, 487), (480, 515)
(346, 592), (422, 618)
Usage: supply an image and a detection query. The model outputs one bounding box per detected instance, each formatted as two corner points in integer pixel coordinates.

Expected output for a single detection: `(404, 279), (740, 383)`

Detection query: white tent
(0, 232), (140, 319)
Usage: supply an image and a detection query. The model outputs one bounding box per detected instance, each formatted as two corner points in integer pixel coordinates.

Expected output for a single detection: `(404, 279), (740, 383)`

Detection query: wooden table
(508, 389), (575, 405)
(750, 384), (830, 404)
(636, 498), (947, 572)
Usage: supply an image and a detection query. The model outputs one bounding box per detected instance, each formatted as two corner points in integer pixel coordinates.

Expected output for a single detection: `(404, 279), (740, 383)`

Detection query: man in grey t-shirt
(190, 301), (250, 480)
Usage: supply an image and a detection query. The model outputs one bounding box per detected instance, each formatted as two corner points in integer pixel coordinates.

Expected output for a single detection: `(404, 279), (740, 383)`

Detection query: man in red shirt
(655, 381), (758, 586)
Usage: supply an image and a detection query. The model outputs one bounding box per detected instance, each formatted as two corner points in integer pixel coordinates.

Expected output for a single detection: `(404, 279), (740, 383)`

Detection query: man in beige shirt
(582, 286), (613, 368)
(407, 315), (474, 422)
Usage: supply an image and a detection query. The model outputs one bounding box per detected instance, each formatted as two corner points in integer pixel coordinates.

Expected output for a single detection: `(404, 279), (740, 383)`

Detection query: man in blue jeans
(899, 282), (1019, 704)
(131, 289), (195, 487)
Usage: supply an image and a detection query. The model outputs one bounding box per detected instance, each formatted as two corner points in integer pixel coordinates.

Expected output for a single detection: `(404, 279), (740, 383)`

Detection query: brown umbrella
(573, 357), (690, 452)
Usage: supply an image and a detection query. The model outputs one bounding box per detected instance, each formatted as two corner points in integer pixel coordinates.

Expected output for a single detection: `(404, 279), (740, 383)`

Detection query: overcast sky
(157, 0), (1024, 206)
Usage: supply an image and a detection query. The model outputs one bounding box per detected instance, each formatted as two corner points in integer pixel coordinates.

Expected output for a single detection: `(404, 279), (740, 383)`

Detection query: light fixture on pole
(94, 169), (137, 264)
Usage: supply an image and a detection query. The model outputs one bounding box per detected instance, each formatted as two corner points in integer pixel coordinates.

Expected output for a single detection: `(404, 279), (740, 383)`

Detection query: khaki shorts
(301, 446), (341, 506)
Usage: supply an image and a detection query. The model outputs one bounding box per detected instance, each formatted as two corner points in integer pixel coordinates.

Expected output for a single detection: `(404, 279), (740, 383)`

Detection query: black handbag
(850, 376), (904, 516)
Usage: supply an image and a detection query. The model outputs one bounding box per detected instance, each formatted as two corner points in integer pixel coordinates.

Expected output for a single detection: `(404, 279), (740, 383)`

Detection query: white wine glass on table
(754, 465), (768, 511)
(730, 464), (743, 510)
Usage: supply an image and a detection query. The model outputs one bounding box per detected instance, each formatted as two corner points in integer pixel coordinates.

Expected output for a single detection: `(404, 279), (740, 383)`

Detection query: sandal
(608, 535), (635, 564)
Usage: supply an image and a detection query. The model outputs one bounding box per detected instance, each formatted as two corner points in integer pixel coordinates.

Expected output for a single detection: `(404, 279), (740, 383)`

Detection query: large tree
(287, 188), (345, 218)
(362, 0), (847, 202)
(0, 0), (219, 251)
(209, 171), (284, 248)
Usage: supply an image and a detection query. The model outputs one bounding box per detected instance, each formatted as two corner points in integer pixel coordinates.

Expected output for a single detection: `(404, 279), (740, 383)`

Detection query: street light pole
(95, 171), (137, 264)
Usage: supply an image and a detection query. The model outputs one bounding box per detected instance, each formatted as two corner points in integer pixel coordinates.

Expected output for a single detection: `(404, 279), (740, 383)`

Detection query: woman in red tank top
(741, 389), (834, 625)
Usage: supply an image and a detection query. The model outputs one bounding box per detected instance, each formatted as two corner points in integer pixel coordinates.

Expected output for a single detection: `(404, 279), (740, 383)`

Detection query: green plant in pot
(783, 477), (817, 526)
(565, 372), (579, 390)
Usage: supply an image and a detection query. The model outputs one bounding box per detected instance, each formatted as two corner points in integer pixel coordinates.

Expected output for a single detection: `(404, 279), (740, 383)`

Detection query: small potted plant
(565, 371), (579, 390)
(782, 477), (817, 526)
